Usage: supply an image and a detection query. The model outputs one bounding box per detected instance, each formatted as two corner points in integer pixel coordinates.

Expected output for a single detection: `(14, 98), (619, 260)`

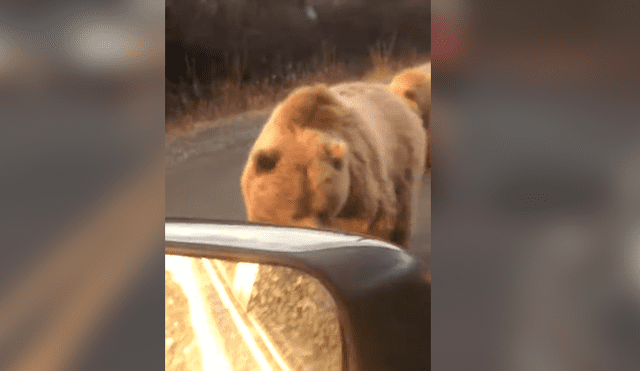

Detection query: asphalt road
(165, 111), (431, 269)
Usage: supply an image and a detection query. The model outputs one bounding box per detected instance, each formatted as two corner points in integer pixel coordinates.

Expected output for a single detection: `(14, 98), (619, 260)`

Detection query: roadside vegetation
(165, 0), (430, 137)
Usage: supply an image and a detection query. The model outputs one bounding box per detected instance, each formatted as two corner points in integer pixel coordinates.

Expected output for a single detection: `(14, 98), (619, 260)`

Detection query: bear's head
(241, 84), (354, 229)
(388, 63), (431, 129)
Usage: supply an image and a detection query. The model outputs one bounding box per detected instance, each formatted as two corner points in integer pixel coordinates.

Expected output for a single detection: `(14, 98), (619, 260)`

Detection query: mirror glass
(165, 254), (343, 371)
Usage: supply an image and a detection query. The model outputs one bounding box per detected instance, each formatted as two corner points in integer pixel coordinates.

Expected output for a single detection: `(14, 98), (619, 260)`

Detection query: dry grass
(364, 32), (398, 83)
(166, 38), (429, 138)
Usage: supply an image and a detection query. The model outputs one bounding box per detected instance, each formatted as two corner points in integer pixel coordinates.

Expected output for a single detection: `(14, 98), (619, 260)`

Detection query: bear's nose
(292, 164), (312, 220)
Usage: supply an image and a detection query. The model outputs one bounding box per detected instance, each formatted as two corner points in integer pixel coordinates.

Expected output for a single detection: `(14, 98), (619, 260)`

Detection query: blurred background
(0, 0), (164, 370)
(431, 0), (640, 370)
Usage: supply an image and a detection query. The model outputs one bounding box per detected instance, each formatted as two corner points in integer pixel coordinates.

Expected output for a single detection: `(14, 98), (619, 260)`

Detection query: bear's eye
(255, 150), (279, 173)
(331, 158), (343, 170)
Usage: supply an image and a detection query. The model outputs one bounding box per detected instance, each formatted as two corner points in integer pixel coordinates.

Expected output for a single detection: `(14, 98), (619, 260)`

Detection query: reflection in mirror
(165, 254), (342, 371)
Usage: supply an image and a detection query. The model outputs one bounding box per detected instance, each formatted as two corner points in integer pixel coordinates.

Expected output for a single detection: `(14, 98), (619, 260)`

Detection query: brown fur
(241, 81), (426, 247)
(388, 63), (431, 167)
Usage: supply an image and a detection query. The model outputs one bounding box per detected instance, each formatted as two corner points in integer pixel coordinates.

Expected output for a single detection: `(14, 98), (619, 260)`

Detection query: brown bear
(241, 81), (426, 247)
(388, 62), (431, 167)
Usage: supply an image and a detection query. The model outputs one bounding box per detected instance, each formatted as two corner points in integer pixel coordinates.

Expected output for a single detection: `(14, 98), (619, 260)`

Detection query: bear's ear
(321, 139), (347, 170)
(254, 149), (280, 173)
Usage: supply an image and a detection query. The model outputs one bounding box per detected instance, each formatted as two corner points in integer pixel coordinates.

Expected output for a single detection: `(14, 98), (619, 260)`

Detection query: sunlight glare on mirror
(165, 255), (231, 371)
(232, 262), (260, 311)
(165, 254), (342, 371)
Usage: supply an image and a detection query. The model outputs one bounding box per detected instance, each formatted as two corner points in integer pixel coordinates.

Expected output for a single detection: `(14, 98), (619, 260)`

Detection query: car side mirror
(165, 218), (431, 371)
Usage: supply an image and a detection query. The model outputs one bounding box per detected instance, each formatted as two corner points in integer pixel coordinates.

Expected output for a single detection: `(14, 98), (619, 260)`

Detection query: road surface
(165, 110), (431, 269)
